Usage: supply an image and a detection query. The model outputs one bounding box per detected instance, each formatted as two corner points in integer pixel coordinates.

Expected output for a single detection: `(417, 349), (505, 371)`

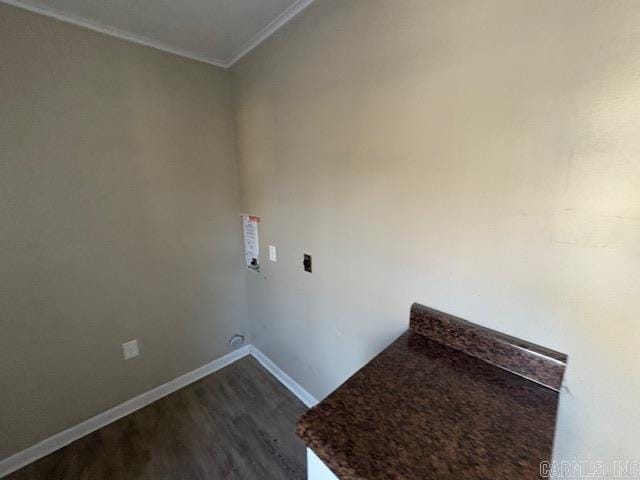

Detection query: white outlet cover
(122, 339), (139, 360)
(268, 245), (277, 262)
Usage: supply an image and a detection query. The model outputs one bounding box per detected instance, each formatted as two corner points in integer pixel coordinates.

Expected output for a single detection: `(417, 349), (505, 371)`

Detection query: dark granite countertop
(297, 304), (567, 480)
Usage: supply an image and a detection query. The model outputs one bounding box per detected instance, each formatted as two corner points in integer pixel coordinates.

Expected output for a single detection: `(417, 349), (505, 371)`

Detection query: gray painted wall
(0, 3), (248, 459)
(3, 0), (640, 468)
(232, 0), (640, 466)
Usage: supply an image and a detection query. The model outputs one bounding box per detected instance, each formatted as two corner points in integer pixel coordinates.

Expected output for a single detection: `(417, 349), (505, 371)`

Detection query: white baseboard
(0, 345), (252, 479)
(250, 346), (318, 408)
(0, 343), (318, 478)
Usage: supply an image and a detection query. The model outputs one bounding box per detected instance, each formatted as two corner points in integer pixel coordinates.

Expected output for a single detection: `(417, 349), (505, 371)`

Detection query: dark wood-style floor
(7, 357), (307, 480)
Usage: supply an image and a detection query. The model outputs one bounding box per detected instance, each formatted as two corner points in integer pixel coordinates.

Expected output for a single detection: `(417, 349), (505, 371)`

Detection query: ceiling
(2, 0), (313, 67)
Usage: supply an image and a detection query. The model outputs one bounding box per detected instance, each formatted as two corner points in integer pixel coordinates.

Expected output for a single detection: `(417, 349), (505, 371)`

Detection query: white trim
(0, 0), (228, 68)
(307, 448), (339, 480)
(226, 0), (314, 67)
(250, 345), (318, 408)
(0, 0), (314, 68)
(0, 344), (318, 478)
(0, 345), (251, 479)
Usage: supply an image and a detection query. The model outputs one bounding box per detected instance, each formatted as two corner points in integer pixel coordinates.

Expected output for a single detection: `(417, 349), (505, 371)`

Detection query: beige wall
(233, 0), (640, 465)
(3, 0), (640, 467)
(0, 4), (248, 459)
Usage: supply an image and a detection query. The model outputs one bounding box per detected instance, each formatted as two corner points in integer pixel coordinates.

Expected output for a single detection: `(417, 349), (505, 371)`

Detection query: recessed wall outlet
(122, 339), (139, 360)
(303, 253), (312, 273)
(269, 245), (277, 262)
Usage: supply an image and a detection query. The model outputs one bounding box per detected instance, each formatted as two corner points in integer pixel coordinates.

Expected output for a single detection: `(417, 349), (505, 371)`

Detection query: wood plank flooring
(7, 357), (308, 480)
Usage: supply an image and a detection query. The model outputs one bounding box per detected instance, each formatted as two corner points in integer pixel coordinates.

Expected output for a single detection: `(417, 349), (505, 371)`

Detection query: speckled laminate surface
(410, 303), (567, 391)
(297, 305), (566, 480)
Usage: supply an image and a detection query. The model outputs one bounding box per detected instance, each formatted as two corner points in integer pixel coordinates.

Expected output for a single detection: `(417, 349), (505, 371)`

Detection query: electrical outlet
(269, 245), (277, 262)
(122, 339), (139, 360)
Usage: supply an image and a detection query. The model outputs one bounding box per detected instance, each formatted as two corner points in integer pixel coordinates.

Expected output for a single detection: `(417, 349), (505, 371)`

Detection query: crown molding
(1, 0), (314, 69)
(0, 0), (228, 68)
(225, 0), (314, 67)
